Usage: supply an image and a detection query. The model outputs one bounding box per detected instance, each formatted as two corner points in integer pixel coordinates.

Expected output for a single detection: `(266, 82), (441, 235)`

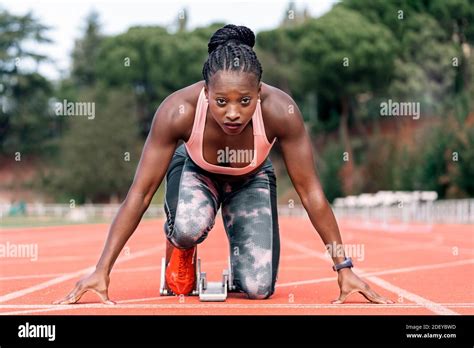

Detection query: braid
(202, 24), (263, 85)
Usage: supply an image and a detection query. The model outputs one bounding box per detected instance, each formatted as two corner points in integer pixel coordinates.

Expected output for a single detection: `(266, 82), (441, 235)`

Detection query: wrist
(332, 257), (353, 272)
(332, 256), (346, 264)
(337, 267), (352, 275)
(95, 264), (110, 275)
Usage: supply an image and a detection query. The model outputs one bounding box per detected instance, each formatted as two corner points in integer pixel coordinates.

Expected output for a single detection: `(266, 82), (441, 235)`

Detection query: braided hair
(202, 24), (263, 85)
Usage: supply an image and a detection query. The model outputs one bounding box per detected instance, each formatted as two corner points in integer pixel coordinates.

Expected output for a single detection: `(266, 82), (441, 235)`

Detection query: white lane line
(0, 253), (316, 281)
(1, 302), (473, 309)
(338, 221), (434, 233)
(0, 303), (473, 316)
(0, 255), (97, 265)
(283, 239), (460, 315)
(118, 296), (166, 304)
(0, 268), (95, 304)
(0, 272), (71, 281)
(277, 258), (474, 287)
(0, 246), (163, 303)
(0, 265), (162, 281)
(364, 276), (458, 315)
(0, 297), (172, 315)
(0, 230), (107, 247)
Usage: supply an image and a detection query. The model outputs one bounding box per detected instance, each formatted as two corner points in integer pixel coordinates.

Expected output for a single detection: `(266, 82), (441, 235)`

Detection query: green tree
(453, 125), (474, 196)
(318, 142), (344, 202)
(70, 10), (104, 88)
(0, 9), (54, 155)
(298, 8), (396, 194)
(342, 0), (474, 92)
(95, 24), (221, 135)
(280, 1), (311, 28)
(387, 13), (458, 114)
(44, 86), (141, 203)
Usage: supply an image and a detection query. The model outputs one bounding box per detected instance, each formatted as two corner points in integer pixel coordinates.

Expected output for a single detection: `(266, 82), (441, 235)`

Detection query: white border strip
(1, 303), (473, 316)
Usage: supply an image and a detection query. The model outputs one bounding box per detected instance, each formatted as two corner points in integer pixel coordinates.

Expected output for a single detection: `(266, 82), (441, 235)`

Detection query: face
(205, 70), (261, 135)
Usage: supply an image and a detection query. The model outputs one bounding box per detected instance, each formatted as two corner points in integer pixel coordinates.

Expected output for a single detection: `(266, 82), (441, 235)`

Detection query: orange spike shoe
(165, 243), (197, 295)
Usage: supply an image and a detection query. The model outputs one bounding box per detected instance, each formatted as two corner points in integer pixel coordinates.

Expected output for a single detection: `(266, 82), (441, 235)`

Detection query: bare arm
(54, 94), (185, 305)
(274, 92), (392, 304)
(275, 95), (345, 265)
(95, 96), (183, 274)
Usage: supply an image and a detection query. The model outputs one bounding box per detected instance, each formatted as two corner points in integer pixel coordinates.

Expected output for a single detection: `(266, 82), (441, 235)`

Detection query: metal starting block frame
(159, 256), (236, 302)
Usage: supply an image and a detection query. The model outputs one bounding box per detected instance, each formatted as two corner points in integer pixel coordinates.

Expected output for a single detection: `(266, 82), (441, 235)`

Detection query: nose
(225, 104), (241, 120)
(226, 115), (240, 122)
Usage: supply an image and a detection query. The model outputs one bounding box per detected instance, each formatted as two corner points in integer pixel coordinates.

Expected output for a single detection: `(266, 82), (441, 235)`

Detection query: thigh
(164, 145), (221, 247)
(221, 161), (280, 299)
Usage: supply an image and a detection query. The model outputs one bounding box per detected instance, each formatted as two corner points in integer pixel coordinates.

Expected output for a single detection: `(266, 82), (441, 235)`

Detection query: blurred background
(1, 0), (473, 227)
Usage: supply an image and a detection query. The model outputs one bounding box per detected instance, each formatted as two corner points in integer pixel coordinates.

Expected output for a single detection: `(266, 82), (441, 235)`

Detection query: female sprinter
(55, 24), (393, 304)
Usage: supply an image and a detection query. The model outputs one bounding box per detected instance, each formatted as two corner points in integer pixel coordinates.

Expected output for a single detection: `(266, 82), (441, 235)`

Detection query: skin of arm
(94, 92), (186, 275)
(267, 90), (346, 265)
(54, 89), (196, 305)
(56, 81), (392, 305)
(267, 89), (393, 304)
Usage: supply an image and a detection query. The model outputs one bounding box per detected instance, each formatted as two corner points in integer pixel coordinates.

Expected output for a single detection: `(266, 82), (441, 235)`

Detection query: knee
(240, 282), (274, 300)
(246, 287), (274, 300)
(169, 232), (198, 249)
(168, 221), (212, 249)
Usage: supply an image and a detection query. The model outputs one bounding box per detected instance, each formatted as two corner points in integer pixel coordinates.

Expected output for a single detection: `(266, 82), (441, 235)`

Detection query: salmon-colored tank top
(185, 87), (276, 175)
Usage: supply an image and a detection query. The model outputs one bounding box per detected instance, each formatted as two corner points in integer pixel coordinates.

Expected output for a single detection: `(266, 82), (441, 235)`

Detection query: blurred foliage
(0, 9), (55, 155)
(317, 141), (344, 202)
(71, 10), (104, 88)
(95, 23), (224, 135)
(388, 13), (458, 114)
(40, 86), (141, 203)
(1, 1), (473, 202)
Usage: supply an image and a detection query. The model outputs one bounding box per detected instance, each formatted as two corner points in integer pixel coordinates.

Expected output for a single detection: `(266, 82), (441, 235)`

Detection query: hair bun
(208, 24), (255, 54)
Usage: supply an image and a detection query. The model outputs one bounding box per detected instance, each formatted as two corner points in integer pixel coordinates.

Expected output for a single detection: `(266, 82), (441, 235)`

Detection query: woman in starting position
(55, 24), (393, 303)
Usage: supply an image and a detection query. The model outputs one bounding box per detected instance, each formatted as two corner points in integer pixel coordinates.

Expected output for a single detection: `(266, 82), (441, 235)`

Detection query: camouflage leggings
(163, 144), (280, 299)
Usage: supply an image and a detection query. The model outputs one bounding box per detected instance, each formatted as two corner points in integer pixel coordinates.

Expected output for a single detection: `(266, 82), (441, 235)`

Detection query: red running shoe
(165, 245), (196, 295)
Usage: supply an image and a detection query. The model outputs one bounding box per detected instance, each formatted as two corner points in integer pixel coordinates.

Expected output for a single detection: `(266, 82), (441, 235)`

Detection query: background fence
(2, 199), (474, 224)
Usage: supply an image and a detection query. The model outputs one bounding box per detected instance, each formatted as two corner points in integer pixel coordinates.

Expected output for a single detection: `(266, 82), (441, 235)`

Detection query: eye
(216, 98), (226, 106)
(241, 97), (251, 105)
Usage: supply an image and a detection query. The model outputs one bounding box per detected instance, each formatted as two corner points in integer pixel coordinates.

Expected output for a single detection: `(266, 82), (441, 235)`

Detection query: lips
(224, 122), (242, 130)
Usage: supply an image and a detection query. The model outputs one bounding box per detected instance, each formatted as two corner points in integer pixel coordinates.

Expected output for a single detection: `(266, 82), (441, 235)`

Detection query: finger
(360, 287), (392, 304)
(89, 289), (116, 305)
(54, 287), (87, 305)
(53, 292), (80, 305)
(331, 289), (358, 304)
(53, 296), (70, 305)
(53, 285), (81, 305)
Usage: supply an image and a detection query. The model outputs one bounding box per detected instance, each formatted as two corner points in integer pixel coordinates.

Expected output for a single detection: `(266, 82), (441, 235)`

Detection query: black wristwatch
(332, 257), (353, 272)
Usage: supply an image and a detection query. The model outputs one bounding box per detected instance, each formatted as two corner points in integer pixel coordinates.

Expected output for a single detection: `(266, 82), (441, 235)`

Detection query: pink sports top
(185, 87), (276, 175)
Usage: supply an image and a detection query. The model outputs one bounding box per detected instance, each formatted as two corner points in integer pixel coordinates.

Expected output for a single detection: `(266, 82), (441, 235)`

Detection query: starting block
(159, 255), (236, 302)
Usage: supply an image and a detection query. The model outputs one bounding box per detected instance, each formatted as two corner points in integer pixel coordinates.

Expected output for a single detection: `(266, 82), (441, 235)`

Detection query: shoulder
(164, 80), (205, 110)
(260, 83), (303, 139)
(153, 81), (205, 141)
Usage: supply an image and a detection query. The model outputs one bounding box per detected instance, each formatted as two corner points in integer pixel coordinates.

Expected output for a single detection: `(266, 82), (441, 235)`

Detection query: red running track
(0, 217), (473, 315)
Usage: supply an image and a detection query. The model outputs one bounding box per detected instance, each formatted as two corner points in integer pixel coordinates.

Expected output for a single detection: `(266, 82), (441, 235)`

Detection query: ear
(204, 85), (209, 100)
(258, 82), (262, 99)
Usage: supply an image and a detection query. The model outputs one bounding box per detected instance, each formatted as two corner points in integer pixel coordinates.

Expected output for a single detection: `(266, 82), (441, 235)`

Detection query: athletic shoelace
(178, 248), (194, 279)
